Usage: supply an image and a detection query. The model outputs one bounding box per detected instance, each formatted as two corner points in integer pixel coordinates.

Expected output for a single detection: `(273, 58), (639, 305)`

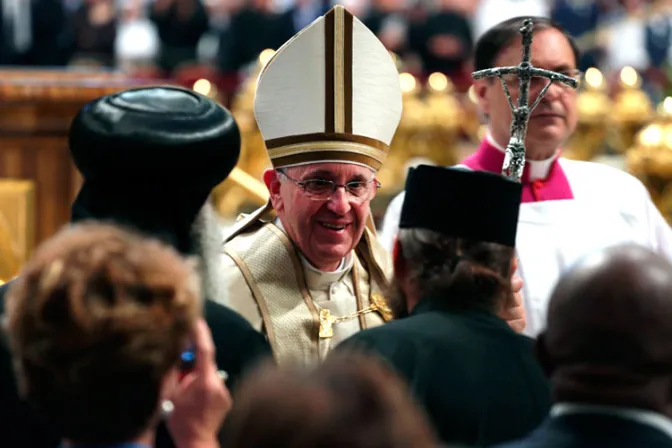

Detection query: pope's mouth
(319, 221), (350, 232)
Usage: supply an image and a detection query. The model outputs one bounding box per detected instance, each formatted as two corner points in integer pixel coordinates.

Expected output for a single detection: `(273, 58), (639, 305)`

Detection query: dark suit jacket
(495, 412), (672, 448)
(337, 299), (552, 447)
(0, 280), (272, 448)
(0, 0), (70, 66)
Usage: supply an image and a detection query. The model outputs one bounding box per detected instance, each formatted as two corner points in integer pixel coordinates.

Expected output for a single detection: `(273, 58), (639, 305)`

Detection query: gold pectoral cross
(319, 308), (337, 338)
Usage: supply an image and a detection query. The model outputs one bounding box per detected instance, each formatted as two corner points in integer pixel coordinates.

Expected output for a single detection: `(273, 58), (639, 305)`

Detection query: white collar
(273, 217), (353, 289)
(552, 403), (672, 439)
(485, 131), (559, 181)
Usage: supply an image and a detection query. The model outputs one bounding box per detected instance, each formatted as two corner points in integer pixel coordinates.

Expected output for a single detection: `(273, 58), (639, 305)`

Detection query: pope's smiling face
(264, 162), (378, 271)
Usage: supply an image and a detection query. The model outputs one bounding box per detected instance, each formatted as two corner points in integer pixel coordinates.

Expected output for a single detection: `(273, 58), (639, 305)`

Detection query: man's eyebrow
(301, 169), (334, 180)
(532, 61), (574, 72)
(347, 174), (368, 182)
(300, 170), (372, 182)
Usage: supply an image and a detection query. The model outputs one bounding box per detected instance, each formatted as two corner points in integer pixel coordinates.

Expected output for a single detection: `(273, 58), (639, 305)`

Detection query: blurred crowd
(2, 0), (672, 98)
(4, 8), (672, 447)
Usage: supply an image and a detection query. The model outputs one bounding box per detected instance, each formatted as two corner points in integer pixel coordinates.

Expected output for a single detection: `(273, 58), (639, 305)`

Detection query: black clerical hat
(399, 165), (522, 247)
(68, 86), (240, 192)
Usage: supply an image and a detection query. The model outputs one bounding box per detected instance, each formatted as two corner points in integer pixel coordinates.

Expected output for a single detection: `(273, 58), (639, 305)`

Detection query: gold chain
(317, 256), (393, 339)
(332, 305), (377, 323)
(318, 305), (379, 339)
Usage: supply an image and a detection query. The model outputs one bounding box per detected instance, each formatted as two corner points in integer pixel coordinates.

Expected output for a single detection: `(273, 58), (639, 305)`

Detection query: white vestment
(379, 157), (672, 338)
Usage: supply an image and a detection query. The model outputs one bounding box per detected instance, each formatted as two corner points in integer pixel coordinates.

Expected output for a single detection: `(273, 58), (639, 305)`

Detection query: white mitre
(254, 5), (403, 172)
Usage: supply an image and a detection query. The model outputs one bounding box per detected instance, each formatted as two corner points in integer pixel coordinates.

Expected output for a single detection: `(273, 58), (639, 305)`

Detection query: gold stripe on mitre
(264, 6), (387, 171)
(266, 133), (388, 171)
(324, 6), (352, 137)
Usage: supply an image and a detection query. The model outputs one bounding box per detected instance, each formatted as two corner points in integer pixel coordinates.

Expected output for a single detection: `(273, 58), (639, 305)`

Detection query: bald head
(544, 243), (672, 375)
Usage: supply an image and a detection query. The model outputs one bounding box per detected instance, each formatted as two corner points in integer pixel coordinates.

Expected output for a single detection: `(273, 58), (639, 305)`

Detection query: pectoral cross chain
(319, 307), (374, 338)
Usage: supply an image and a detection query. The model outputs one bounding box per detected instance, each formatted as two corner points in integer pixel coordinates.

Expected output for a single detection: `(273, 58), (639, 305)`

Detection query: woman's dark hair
(474, 16), (581, 71)
(398, 228), (514, 312)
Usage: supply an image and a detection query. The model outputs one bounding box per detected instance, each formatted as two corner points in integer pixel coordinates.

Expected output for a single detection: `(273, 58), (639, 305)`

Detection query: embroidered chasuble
(379, 134), (672, 338)
(219, 208), (392, 366)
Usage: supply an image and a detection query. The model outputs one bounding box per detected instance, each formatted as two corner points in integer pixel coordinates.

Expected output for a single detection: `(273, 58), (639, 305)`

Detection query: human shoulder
(337, 320), (397, 351)
(216, 249), (265, 331)
(217, 250), (249, 294)
(337, 317), (455, 392)
(204, 299), (269, 357)
(204, 299), (260, 334)
(560, 158), (656, 224)
(219, 249), (240, 270)
(337, 315), (440, 357)
(223, 216), (268, 246)
(219, 219), (273, 285)
(559, 158), (650, 198)
(515, 333), (537, 351)
(203, 299), (272, 385)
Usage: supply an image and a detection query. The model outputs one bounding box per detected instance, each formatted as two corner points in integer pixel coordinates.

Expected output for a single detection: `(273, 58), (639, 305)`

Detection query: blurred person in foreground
(338, 165), (551, 446)
(0, 86), (271, 447)
(221, 352), (438, 448)
(5, 222), (231, 448)
(380, 16), (672, 339)
(497, 244), (672, 448)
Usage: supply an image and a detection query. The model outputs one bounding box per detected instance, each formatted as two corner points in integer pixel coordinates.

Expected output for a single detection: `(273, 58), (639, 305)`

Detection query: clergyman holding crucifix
(379, 16), (672, 339)
(471, 19), (579, 182)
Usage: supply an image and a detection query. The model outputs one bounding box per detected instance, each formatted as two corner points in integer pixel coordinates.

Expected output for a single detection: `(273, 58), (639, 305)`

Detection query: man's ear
(534, 332), (555, 378)
(392, 236), (406, 280)
(263, 169), (284, 213)
(473, 79), (491, 117)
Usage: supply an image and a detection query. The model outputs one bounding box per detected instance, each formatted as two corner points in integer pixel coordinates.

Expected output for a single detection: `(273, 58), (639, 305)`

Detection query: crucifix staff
(472, 19), (580, 182)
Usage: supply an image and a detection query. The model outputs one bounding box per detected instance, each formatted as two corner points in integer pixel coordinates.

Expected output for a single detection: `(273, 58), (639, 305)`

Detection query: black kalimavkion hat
(69, 86), (240, 191)
(399, 165), (522, 247)
(67, 86), (241, 255)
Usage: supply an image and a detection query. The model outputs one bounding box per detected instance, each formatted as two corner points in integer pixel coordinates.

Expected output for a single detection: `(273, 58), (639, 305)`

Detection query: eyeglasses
(279, 170), (381, 203)
(501, 69), (584, 90)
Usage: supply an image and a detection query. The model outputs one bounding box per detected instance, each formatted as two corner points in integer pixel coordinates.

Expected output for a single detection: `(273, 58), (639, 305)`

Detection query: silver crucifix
(472, 19), (579, 182)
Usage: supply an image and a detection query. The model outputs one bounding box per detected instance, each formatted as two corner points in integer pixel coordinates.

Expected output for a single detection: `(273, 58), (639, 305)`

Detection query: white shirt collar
(552, 403), (672, 440)
(485, 131), (559, 181)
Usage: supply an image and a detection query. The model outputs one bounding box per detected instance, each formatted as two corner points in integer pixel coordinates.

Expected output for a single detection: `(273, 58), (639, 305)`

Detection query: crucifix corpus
(472, 19), (580, 182)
